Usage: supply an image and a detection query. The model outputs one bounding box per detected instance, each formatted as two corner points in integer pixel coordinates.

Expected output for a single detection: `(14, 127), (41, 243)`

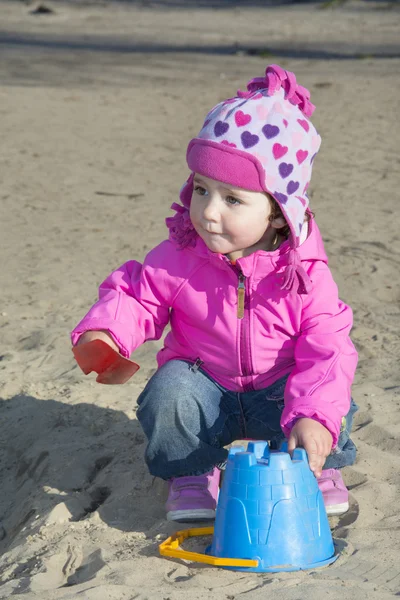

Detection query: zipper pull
(237, 273), (245, 319)
(190, 358), (204, 373)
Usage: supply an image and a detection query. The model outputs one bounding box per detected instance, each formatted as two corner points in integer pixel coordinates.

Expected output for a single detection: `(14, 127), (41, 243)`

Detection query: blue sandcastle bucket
(208, 441), (337, 572)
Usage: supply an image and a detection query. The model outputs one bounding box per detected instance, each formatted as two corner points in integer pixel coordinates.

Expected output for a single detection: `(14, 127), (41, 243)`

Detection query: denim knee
(136, 360), (229, 479)
(136, 361), (204, 440)
(337, 398), (359, 451)
(323, 398), (358, 470)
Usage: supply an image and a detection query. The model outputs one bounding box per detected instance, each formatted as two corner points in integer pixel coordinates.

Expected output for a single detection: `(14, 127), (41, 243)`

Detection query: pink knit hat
(167, 64), (321, 293)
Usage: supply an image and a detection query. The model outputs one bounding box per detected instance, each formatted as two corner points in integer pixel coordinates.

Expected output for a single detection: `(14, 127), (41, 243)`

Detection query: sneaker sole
(325, 501), (349, 516)
(166, 509), (216, 522)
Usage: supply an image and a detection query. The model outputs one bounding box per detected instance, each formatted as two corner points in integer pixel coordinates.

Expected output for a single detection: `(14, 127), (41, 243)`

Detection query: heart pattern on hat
(296, 149), (308, 164)
(214, 121), (229, 137)
(297, 119), (310, 132)
(256, 104), (270, 120)
(274, 192), (288, 204)
(262, 124), (280, 139)
(279, 163), (294, 179)
(192, 83), (319, 242)
(296, 195), (307, 207)
(312, 135), (320, 152)
(235, 110), (252, 127)
(273, 143), (288, 159)
(241, 131), (259, 148)
(287, 180), (299, 195)
(291, 132), (303, 148)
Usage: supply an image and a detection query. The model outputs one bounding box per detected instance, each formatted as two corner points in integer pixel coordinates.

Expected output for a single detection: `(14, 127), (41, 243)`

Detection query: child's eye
(194, 185), (207, 196)
(226, 196), (242, 206)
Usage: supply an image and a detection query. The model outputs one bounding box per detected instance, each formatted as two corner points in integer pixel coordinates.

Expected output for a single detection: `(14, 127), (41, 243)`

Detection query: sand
(0, 0), (399, 597)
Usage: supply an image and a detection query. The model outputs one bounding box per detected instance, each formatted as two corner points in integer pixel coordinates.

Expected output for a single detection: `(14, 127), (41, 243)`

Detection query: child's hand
(287, 418), (333, 478)
(76, 330), (119, 353)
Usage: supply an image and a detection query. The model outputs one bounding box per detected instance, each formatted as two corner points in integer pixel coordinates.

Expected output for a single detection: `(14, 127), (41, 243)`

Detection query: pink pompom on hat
(166, 64), (322, 293)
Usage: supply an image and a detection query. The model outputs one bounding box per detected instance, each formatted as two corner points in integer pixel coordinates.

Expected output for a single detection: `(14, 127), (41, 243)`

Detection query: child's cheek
(189, 202), (199, 226)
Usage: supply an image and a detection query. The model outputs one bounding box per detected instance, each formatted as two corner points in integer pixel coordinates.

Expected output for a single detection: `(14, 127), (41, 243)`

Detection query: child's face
(190, 174), (282, 256)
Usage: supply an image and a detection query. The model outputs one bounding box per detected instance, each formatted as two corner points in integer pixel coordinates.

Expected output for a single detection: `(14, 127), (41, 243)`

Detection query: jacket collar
(184, 218), (327, 280)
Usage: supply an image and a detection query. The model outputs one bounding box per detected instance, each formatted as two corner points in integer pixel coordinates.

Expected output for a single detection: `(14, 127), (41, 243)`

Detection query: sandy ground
(0, 0), (399, 598)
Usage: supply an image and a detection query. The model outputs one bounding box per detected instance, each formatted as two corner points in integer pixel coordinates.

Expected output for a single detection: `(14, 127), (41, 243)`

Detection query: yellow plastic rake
(159, 526), (259, 568)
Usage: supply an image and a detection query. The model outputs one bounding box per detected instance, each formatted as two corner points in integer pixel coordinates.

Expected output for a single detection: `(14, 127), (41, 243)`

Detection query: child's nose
(202, 196), (220, 222)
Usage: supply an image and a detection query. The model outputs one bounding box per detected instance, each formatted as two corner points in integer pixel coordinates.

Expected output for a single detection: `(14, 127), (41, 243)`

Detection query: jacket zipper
(237, 273), (245, 319)
(235, 269), (254, 389)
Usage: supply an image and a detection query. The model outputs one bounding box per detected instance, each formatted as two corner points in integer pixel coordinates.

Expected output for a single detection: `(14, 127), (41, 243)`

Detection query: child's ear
(269, 215), (286, 230)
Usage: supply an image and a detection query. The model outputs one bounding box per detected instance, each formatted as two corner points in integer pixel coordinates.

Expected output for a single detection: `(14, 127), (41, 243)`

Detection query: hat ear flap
(180, 173), (195, 208)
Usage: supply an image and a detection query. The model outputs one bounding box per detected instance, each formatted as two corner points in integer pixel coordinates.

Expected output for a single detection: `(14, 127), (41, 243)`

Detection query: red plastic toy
(72, 339), (140, 384)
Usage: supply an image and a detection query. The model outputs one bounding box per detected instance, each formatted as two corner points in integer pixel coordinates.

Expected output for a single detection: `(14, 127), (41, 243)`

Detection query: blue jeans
(136, 360), (358, 480)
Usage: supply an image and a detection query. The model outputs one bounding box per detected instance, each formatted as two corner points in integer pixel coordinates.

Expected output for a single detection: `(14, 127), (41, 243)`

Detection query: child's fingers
(76, 330), (119, 352)
(309, 459), (324, 477)
(287, 432), (298, 454)
(310, 459), (324, 478)
(288, 432), (323, 475)
(307, 453), (323, 476)
(304, 438), (325, 477)
(287, 419), (331, 477)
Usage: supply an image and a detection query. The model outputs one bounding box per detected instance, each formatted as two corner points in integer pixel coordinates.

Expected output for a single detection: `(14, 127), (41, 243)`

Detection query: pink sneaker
(166, 468), (220, 522)
(318, 468), (349, 516)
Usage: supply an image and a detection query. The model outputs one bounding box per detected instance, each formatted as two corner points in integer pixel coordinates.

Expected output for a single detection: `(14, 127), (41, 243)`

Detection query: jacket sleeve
(280, 262), (358, 447)
(70, 242), (175, 357)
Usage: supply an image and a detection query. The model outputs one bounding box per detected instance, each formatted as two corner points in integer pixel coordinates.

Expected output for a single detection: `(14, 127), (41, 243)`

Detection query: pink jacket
(71, 218), (357, 446)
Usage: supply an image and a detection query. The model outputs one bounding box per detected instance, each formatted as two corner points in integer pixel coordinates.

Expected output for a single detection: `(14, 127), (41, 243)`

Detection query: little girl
(72, 64), (358, 522)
